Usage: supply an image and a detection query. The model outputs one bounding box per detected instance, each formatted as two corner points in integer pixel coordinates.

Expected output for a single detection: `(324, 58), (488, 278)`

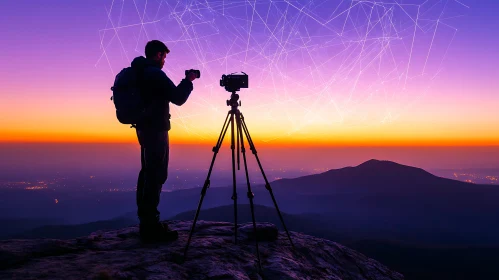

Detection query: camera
(220, 72), (248, 92)
(185, 69), (201, 79)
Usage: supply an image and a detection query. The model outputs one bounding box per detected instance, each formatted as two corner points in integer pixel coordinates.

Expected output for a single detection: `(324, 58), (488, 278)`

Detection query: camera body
(185, 69), (201, 79)
(220, 73), (248, 92)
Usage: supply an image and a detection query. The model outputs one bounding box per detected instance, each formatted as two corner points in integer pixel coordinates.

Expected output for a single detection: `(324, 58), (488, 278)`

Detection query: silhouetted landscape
(2, 159), (499, 279)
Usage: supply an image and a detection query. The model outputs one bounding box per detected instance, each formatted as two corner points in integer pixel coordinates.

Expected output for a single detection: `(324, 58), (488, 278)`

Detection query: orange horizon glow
(3, 83), (499, 149)
(2, 133), (499, 147)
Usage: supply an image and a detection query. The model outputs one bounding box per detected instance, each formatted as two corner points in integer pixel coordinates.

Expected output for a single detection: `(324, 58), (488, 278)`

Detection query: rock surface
(0, 220), (404, 279)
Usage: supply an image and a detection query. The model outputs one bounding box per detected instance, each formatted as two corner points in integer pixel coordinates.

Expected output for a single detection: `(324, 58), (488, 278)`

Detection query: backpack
(110, 67), (146, 127)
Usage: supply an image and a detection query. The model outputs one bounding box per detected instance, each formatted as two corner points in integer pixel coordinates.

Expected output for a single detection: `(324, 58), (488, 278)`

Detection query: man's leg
(136, 145), (145, 215)
(136, 129), (169, 226)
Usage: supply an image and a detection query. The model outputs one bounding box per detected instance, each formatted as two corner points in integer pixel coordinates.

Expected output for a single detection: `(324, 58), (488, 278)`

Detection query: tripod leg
(236, 111), (262, 272)
(230, 111), (238, 244)
(237, 115), (240, 170)
(240, 113), (295, 248)
(184, 111), (232, 260)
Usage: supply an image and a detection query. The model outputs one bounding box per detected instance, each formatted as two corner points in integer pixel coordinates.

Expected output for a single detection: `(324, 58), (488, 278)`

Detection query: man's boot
(139, 221), (178, 243)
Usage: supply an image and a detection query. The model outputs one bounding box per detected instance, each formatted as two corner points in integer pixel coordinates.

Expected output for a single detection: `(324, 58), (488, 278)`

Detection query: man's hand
(187, 72), (197, 82)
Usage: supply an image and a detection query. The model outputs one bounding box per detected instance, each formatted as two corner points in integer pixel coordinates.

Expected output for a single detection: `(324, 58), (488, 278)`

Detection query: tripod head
(220, 72), (247, 109)
(226, 92), (241, 109)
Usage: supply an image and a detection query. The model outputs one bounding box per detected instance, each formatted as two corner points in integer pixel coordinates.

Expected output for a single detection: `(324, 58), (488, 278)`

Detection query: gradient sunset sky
(0, 0), (497, 147)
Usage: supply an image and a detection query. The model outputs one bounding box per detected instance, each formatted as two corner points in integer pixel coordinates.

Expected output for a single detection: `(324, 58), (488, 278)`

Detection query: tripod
(183, 91), (294, 272)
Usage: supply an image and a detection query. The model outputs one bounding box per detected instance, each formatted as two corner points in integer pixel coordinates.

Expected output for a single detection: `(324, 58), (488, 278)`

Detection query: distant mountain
(268, 160), (499, 244)
(271, 159), (486, 195)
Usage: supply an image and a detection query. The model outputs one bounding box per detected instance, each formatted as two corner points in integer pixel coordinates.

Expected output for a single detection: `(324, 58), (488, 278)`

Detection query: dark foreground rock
(0, 220), (404, 279)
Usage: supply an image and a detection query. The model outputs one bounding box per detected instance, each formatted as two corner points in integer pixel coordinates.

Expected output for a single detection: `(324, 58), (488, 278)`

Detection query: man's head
(145, 40), (170, 69)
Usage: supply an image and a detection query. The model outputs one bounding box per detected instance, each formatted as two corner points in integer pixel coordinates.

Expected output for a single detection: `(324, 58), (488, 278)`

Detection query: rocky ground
(0, 220), (404, 279)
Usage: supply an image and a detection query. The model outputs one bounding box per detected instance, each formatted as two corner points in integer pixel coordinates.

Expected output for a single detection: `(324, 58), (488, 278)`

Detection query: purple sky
(0, 1), (499, 176)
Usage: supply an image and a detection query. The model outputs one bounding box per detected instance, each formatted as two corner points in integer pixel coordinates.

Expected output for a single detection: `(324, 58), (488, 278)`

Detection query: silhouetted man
(131, 40), (197, 242)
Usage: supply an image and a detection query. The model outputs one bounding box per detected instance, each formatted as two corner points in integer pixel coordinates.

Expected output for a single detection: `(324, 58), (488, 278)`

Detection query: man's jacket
(131, 56), (193, 131)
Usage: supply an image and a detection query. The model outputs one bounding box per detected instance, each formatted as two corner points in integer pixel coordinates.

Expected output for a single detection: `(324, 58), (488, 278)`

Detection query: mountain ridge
(270, 159), (489, 195)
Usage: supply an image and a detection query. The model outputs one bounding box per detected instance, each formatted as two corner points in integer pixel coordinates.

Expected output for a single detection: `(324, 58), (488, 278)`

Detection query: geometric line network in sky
(98, 0), (468, 142)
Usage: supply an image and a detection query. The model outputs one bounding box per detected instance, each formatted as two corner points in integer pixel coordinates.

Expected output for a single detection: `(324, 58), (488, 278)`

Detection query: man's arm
(158, 71), (193, 106)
